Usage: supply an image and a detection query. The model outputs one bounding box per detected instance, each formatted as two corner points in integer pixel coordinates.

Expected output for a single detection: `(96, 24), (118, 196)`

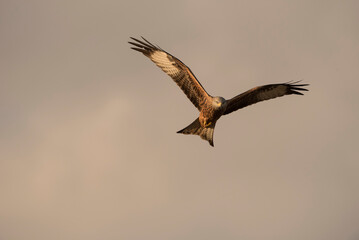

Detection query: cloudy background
(1, 0), (359, 239)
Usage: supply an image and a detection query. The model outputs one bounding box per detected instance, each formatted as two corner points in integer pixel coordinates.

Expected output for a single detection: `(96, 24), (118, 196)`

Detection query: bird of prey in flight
(129, 37), (308, 147)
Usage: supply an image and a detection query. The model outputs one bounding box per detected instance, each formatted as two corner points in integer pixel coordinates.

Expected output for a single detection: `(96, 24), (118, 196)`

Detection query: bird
(129, 37), (308, 147)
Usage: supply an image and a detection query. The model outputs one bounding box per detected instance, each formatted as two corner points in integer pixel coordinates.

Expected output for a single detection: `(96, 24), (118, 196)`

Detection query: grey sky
(1, 0), (359, 239)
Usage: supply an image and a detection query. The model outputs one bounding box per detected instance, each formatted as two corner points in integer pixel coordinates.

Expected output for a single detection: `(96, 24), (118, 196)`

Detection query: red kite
(129, 37), (308, 146)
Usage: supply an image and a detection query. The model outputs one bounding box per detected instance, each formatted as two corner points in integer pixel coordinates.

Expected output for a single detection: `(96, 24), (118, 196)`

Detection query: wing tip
(129, 36), (159, 51)
(290, 90), (304, 95)
(287, 80), (309, 94)
(130, 47), (147, 54)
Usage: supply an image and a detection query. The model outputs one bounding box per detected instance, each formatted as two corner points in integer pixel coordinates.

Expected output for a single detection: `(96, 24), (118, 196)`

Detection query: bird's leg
(203, 119), (212, 128)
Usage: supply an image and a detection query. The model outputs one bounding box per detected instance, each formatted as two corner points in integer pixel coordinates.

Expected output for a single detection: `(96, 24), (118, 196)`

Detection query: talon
(203, 120), (211, 127)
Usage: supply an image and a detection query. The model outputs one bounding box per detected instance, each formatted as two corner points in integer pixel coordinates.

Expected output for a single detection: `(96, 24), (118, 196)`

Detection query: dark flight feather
(224, 81), (309, 115)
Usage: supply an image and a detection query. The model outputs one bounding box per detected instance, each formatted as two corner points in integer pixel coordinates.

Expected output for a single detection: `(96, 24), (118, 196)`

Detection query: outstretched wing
(129, 37), (211, 111)
(223, 81), (309, 115)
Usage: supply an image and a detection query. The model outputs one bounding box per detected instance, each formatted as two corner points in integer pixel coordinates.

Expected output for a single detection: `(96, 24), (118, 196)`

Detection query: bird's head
(212, 96), (227, 109)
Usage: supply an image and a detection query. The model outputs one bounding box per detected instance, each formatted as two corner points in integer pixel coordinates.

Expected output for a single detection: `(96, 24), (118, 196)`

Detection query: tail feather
(177, 118), (216, 147)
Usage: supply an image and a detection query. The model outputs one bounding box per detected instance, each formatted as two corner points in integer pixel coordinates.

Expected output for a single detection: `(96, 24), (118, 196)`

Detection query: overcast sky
(1, 0), (359, 239)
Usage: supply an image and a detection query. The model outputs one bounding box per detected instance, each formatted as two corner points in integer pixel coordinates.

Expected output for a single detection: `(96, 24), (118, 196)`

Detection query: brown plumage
(129, 37), (309, 147)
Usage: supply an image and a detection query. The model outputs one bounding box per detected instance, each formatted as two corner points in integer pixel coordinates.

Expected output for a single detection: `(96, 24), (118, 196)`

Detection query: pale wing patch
(257, 85), (287, 100)
(149, 51), (181, 77)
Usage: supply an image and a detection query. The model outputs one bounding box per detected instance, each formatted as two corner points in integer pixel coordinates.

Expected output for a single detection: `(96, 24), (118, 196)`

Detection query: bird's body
(199, 96), (227, 128)
(129, 37), (309, 146)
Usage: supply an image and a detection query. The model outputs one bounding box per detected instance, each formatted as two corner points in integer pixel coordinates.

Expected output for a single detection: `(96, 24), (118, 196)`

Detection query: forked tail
(177, 118), (216, 147)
